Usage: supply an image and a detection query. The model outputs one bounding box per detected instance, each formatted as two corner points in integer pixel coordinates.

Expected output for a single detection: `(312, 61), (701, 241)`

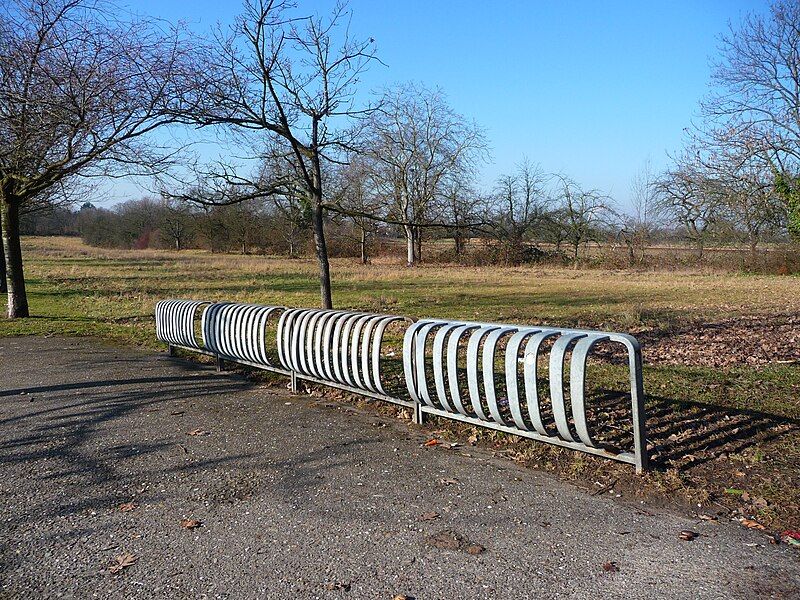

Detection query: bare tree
(653, 155), (721, 259)
(619, 160), (659, 266)
(170, 0), (377, 308)
(553, 176), (616, 268)
(441, 180), (481, 259)
(702, 0), (800, 239)
(699, 139), (783, 260)
(225, 200), (266, 255)
(0, 210), (5, 293)
(0, 0), (190, 317)
(491, 159), (551, 264)
(330, 156), (384, 264)
(269, 189), (311, 257)
(364, 83), (487, 266)
(159, 199), (193, 251)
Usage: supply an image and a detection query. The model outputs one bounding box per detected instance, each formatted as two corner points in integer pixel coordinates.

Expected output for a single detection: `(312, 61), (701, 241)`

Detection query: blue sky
(110, 0), (768, 212)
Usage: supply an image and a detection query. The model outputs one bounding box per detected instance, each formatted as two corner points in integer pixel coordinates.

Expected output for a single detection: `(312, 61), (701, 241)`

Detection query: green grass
(4, 236), (800, 339)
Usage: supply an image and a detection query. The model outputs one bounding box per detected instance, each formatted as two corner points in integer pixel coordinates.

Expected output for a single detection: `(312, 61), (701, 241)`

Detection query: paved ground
(0, 337), (798, 600)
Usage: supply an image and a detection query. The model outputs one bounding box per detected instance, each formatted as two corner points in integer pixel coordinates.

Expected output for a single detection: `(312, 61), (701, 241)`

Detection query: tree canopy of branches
(702, 0), (800, 239)
(169, 0), (378, 308)
(362, 83), (487, 266)
(0, 0), (190, 317)
(491, 159), (551, 264)
(618, 161), (659, 266)
(329, 156), (384, 264)
(552, 176), (615, 268)
(653, 154), (722, 258)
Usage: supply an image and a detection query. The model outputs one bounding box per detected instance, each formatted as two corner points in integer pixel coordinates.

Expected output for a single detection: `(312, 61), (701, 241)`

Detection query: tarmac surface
(1, 336), (798, 599)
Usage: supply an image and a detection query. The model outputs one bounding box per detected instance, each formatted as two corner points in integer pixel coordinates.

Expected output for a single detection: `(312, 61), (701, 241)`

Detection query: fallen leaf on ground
(418, 511), (440, 521)
(679, 530), (698, 541)
(108, 553), (137, 574)
(423, 439), (440, 447)
(697, 514), (718, 521)
(425, 530), (485, 555)
(602, 561), (620, 572)
(426, 530), (465, 550)
(724, 488), (744, 496)
(324, 582), (351, 591)
(170, 411), (184, 416)
(392, 595), (412, 600)
(439, 478), (459, 486)
(467, 434), (478, 445)
(740, 519), (766, 530)
(118, 502), (137, 512)
(180, 518), (202, 529)
(186, 429), (210, 436)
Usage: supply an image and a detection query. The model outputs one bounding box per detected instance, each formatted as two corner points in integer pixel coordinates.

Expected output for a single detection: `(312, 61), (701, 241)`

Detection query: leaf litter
(108, 553), (137, 574)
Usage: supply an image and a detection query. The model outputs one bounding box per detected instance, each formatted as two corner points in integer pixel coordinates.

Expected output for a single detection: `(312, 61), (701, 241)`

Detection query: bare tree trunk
(404, 224), (414, 266)
(572, 241), (580, 270)
(288, 237), (295, 258)
(415, 226), (422, 262)
(749, 234), (758, 263)
(175, 237), (181, 251)
(311, 197), (333, 309)
(0, 209), (6, 295)
(360, 225), (368, 265)
(1, 198), (29, 318)
(694, 237), (704, 260)
(453, 227), (464, 257)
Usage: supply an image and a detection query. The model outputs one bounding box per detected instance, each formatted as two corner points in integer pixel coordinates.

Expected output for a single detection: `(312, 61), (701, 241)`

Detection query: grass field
(2, 236), (799, 531)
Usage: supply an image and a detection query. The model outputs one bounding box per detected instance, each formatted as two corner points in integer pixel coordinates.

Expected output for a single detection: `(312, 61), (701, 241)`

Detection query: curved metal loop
(481, 326), (519, 425)
(432, 322), (467, 413)
(201, 301), (285, 367)
(548, 332), (588, 443)
(277, 307), (406, 398)
(155, 299), (211, 350)
(446, 324), (480, 416)
(522, 330), (561, 436)
(569, 334), (610, 448)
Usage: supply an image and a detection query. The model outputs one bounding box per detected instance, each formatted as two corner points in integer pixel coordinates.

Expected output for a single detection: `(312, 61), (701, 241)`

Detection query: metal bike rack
(402, 318), (647, 472)
(155, 299), (648, 472)
(155, 299), (211, 353)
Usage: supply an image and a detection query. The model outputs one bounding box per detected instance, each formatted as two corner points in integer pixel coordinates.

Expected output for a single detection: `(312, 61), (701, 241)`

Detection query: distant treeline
(22, 196), (797, 274)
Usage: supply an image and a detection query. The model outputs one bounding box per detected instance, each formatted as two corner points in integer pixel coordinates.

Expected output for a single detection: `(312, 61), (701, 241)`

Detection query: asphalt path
(1, 337), (797, 599)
